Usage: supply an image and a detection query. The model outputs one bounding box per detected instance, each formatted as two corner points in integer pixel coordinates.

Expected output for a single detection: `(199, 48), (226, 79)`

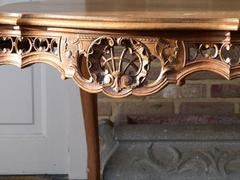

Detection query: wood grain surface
(0, 0), (240, 30)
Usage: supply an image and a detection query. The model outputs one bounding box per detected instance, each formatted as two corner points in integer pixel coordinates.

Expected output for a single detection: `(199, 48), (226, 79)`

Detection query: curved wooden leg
(80, 89), (100, 180)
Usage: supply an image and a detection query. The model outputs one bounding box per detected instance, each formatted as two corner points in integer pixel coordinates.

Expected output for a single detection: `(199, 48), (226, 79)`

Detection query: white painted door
(0, 64), (87, 179)
(0, 1), (87, 179)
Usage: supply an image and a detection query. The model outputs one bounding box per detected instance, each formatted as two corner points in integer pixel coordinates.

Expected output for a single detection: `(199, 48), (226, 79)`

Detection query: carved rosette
(86, 37), (150, 95)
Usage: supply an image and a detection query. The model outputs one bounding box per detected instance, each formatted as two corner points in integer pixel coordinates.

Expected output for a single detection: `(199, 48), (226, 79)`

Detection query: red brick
(146, 66), (162, 81)
(179, 102), (234, 115)
(211, 84), (240, 98)
(148, 102), (174, 114)
(150, 84), (206, 99)
(98, 92), (145, 99)
(185, 71), (224, 80)
(98, 102), (112, 116)
(98, 93), (109, 99)
(117, 102), (174, 115)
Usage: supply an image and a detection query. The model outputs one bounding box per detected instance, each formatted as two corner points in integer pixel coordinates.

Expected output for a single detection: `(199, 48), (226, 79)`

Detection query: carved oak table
(1, 0), (240, 179)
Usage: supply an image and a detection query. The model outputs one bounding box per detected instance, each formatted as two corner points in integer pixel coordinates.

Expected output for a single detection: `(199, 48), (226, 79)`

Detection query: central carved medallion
(86, 37), (150, 93)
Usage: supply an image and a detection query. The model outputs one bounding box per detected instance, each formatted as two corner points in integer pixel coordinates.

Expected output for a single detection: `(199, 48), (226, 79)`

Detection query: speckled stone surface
(99, 115), (240, 180)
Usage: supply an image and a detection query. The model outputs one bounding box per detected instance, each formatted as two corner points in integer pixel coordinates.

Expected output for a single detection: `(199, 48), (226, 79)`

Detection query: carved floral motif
(132, 143), (240, 177)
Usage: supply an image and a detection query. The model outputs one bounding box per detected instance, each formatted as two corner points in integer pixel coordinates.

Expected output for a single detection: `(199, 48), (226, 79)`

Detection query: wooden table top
(0, 0), (240, 31)
(1, 2), (240, 180)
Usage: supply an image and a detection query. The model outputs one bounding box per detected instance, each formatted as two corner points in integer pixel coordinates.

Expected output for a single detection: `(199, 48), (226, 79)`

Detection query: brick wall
(98, 71), (240, 121)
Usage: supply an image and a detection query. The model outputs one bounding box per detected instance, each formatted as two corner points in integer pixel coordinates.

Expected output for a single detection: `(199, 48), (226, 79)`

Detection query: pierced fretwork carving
(0, 35), (75, 80)
(86, 37), (150, 93)
(220, 44), (240, 66)
(71, 36), (187, 97)
(186, 43), (240, 66)
(2, 32), (240, 97)
(0, 36), (58, 55)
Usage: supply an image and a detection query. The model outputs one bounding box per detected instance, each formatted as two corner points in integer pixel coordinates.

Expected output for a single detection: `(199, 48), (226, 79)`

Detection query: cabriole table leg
(79, 89), (100, 180)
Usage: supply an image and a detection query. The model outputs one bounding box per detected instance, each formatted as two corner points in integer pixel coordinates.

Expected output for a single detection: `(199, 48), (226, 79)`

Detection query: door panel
(0, 66), (33, 125)
(0, 1), (87, 178)
(0, 66), (43, 134)
(0, 65), (68, 174)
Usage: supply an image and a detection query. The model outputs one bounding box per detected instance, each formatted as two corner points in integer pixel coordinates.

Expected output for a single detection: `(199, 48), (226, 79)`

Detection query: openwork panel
(0, 35), (77, 80)
(71, 35), (186, 97)
(1, 32), (240, 97)
(186, 43), (240, 66)
(87, 37), (150, 94)
(0, 36), (58, 56)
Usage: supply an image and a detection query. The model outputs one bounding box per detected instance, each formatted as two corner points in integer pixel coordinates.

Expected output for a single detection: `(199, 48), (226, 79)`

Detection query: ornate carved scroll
(67, 36), (240, 97)
(73, 36), (186, 98)
(1, 31), (240, 98)
(87, 37), (150, 94)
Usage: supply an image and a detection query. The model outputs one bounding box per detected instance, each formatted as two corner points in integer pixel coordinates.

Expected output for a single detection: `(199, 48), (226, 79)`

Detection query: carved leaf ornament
(133, 143), (240, 178)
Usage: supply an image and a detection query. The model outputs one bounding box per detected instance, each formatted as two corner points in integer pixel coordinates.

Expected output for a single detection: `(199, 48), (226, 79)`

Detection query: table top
(1, 2), (240, 179)
(0, 0), (240, 31)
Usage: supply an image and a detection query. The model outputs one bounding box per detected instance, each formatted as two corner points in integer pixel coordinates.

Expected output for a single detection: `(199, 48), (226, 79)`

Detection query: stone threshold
(99, 114), (240, 180)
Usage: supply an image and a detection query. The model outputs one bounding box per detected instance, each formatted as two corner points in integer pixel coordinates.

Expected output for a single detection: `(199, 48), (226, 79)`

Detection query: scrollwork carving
(71, 36), (186, 97)
(2, 33), (240, 97)
(0, 35), (76, 80)
(177, 42), (240, 81)
(86, 37), (150, 93)
(133, 143), (240, 178)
